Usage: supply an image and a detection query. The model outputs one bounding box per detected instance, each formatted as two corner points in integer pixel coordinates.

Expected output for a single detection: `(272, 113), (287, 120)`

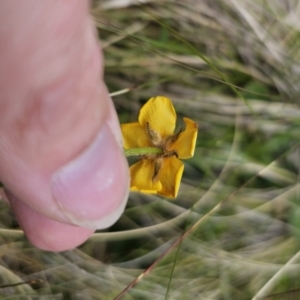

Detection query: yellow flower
(121, 96), (198, 198)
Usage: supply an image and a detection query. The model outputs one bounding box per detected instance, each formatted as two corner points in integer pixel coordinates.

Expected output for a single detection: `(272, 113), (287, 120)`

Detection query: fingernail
(106, 96), (124, 148)
(51, 123), (129, 229)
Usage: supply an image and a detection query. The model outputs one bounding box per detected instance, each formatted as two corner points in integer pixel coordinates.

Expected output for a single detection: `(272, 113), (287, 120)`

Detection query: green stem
(124, 147), (162, 157)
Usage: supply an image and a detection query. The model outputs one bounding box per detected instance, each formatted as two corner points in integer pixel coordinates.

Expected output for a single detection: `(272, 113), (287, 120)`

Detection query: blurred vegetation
(1, 0), (300, 299)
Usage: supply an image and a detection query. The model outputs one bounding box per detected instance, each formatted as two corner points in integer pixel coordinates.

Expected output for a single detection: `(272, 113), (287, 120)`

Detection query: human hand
(0, 1), (129, 251)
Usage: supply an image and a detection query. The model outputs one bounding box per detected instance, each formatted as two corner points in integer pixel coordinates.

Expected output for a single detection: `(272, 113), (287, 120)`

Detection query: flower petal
(130, 160), (162, 194)
(172, 118), (198, 159)
(138, 96), (176, 138)
(158, 157), (184, 198)
(121, 122), (152, 149)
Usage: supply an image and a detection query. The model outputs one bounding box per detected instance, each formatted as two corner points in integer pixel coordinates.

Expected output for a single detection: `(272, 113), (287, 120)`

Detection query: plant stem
(124, 147), (162, 157)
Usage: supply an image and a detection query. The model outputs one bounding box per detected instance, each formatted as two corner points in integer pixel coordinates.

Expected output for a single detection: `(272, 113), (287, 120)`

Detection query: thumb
(0, 1), (129, 251)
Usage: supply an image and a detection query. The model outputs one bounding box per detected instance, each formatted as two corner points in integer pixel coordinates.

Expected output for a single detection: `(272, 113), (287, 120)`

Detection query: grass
(1, 0), (300, 299)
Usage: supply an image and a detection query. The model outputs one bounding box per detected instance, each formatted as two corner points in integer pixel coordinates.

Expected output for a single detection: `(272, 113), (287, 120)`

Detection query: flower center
(146, 122), (179, 157)
(145, 122), (180, 182)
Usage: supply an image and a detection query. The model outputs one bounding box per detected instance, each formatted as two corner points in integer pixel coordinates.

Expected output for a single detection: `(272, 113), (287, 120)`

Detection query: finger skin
(0, 1), (129, 250)
(8, 191), (94, 252)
